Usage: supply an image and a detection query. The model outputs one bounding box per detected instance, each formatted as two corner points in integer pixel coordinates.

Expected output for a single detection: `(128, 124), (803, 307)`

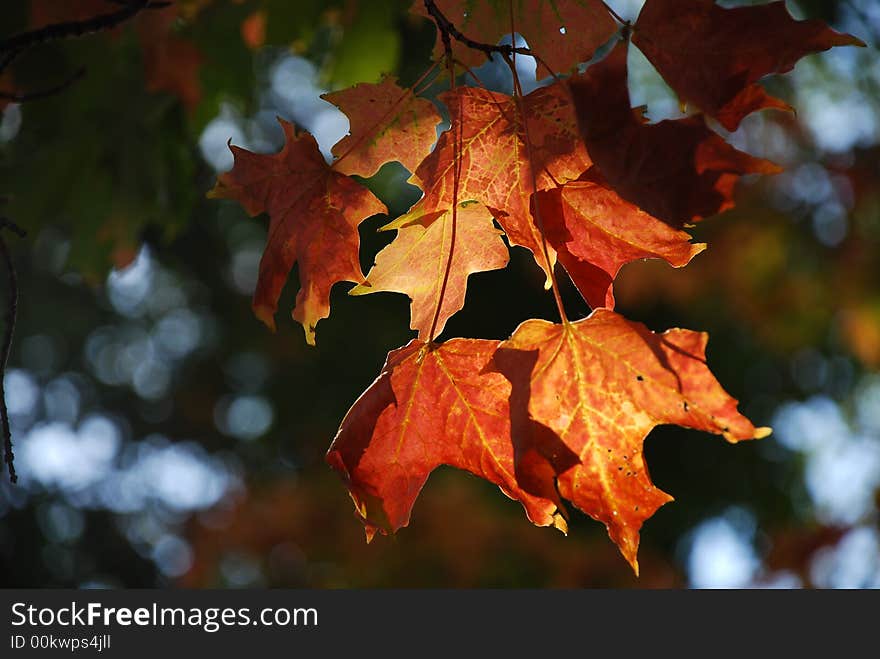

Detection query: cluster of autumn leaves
(210, 0), (862, 573)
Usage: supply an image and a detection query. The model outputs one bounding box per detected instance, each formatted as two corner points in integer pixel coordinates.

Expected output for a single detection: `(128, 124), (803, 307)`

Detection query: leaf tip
(840, 33), (867, 49)
(552, 511), (569, 536)
(253, 304), (277, 333)
(303, 324), (317, 346)
(616, 530), (642, 577)
(205, 179), (226, 200)
(348, 282), (371, 296)
(761, 159), (785, 176)
(273, 115), (297, 142)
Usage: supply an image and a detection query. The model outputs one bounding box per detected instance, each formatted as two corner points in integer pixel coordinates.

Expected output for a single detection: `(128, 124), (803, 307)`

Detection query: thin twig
(506, 1), (566, 321)
(454, 58), (488, 88)
(0, 67), (86, 103)
(0, 218), (25, 484)
(426, 16), (460, 346)
(410, 59), (443, 96)
(503, 52), (567, 322)
(0, 0), (169, 55)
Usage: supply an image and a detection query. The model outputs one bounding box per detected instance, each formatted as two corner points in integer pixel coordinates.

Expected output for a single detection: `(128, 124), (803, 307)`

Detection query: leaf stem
(504, 6), (568, 325)
(426, 57), (463, 344)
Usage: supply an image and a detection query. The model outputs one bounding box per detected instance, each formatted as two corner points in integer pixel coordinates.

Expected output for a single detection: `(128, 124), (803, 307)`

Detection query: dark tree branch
(0, 0), (170, 55)
(0, 218), (25, 484)
(0, 66), (86, 103)
(0, 4), (175, 486)
(422, 0), (533, 62)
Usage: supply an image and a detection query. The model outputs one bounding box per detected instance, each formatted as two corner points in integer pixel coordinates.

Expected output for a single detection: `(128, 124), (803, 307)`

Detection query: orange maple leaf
(209, 119), (387, 344)
(537, 169), (705, 309)
(326, 339), (567, 541)
(633, 0), (865, 131)
(491, 310), (771, 572)
(404, 83), (590, 282)
(351, 202), (509, 341)
(569, 40), (781, 226)
(323, 77), (442, 178)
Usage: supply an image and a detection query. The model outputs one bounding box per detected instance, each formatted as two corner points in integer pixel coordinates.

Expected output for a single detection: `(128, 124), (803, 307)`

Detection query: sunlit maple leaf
(569, 40), (781, 226)
(326, 339), (568, 540)
(351, 202), (509, 341)
(323, 77), (442, 178)
(491, 309), (771, 572)
(536, 169), (705, 309)
(209, 119), (386, 344)
(412, 0), (617, 75)
(403, 83), (590, 282)
(633, 0), (865, 131)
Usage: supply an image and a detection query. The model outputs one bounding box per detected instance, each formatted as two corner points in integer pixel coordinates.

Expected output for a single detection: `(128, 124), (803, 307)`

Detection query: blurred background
(0, 0), (878, 588)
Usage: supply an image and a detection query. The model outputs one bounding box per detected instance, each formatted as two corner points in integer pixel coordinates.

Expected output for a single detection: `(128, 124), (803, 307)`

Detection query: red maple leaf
(633, 0), (866, 131)
(569, 40), (781, 226)
(537, 169), (705, 309)
(326, 339), (567, 540)
(351, 202), (509, 341)
(209, 120), (386, 344)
